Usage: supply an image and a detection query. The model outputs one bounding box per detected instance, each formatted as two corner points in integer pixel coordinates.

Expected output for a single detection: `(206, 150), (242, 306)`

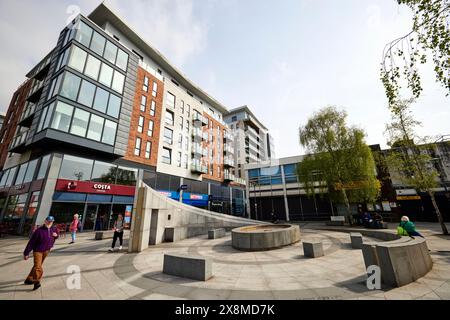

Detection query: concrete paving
(0, 222), (449, 300)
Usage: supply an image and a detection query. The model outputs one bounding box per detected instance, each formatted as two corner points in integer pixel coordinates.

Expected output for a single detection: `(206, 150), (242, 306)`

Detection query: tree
(385, 98), (448, 234)
(298, 107), (381, 221)
(381, 0), (449, 106)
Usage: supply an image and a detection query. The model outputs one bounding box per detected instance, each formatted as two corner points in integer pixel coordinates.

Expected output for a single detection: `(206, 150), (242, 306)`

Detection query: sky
(0, 0), (448, 158)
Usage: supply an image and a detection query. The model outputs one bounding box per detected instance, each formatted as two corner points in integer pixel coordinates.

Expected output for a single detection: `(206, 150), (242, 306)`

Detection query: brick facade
(202, 112), (226, 183)
(124, 67), (164, 167)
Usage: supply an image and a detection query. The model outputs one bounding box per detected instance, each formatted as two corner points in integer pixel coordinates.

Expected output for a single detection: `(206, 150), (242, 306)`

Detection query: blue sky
(0, 0), (448, 157)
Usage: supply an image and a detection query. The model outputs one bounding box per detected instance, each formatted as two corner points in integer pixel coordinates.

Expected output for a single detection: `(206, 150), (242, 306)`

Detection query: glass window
(167, 92), (175, 109)
(116, 48), (129, 71)
(162, 147), (171, 164)
(150, 100), (156, 116)
(140, 95), (146, 112)
(165, 110), (174, 126)
(15, 163), (28, 185)
(134, 137), (141, 156)
(70, 108), (90, 137)
(99, 63), (113, 87)
(101, 120), (117, 145)
(145, 141), (151, 159)
(23, 159), (38, 183)
(112, 71), (125, 94)
(0, 170), (9, 187)
(180, 100), (184, 114)
(60, 72), (81, 101)
(49, 74), (63, 99)
(143, 76), (149, 92)
(184, 154), (188, 169)
(77, 80), (96, 107)
(104, 41), (118, 64)
(68, 46), (87, 73)
(164, 127), (173, 144)
(138, 116), (144, 133)
(87, 114), (104, 141)
(179, 116), (183, 130)
(178, 134), (183, 149)
(91, 160), (116, 183)
(107, 94), (121, 118)
(152, 82), (158, 97)
(37, 155), (51, 180)
(90, 31), (106, 56)
(58, 48), (70, 70)
(177, 152), (182, 167)
(84, 55), (101, 80)
(75, 21), (93, 48)
(187, 104), (190, 117)
(93, 87), (109, 113)
(116, 166), (137, 186)
(59, 155), (93, 181)
(51, 101), (74, 132)
(42, 103), (55, 130)
(148, 120), (154, 137)
(5, 167), (17, 187)
(37, 106), (48, 132)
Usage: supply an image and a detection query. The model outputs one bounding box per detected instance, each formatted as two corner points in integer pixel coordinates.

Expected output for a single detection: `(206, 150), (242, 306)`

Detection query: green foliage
(298, 106), (380, 207)
(381, 0), (449, 106)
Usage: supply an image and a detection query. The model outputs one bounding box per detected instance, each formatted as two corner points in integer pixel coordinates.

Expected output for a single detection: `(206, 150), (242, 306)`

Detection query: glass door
(82, 204), (98, 231)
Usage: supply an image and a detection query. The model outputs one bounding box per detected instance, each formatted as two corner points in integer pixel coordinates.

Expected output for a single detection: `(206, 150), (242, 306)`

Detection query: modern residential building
(224, 106), (275, 182)
(0, 112), (5, 131)
(0, 3), (251, 236)
(244, 138), (450, 223)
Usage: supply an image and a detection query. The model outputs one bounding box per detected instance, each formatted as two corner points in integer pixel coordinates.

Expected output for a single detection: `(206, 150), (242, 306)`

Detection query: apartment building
(224, 106), (275, 181)
(0, 3), (248, 236)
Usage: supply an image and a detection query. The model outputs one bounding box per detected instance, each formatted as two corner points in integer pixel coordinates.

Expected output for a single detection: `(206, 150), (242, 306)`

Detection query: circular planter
(231, 224), (301, 251)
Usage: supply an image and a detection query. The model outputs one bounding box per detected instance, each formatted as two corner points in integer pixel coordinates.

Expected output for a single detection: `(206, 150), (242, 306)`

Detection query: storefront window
(14, 163), (28, 185)
(91, 161), (116, 183)
(3, 194), (28, 234)
(59, 155), (93, 181)
(5, 167), (17, 187)
(116, 166), (137, 186)
(23, 159), (38, 184)
(23, 191), (40, 236)
(50, 202), (85, 225)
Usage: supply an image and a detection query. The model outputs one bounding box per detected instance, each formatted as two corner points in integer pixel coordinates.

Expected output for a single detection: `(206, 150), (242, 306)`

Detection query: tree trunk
(342, 188), (352, 225)
(429, 190), (448, 235)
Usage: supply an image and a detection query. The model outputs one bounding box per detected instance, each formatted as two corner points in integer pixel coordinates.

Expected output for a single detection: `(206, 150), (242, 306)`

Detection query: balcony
(223, 157), (235, 167)
(193, 113), (207, 126)
(192, 128), (203, 142)
(223, 131), (234, 142)
(18, 102), (36, 127)
(224, 144), (234, 155)
(234, 177), (246, 185)
(27, 79), (45, 103)
(224, 171), (235, 182)
(191, 162), (208, 174)
(191, 143), (207, 157)
(244, 126), (259, 139)
(9, 129), (29, 153)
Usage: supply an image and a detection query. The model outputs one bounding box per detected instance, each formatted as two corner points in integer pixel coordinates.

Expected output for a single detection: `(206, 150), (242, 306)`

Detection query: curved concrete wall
(232, 225), (301, 251)
(129, 182), (259, 252)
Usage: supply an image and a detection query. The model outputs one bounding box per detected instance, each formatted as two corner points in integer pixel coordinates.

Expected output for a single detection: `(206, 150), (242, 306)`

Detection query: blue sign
(180, 184), (188, 191)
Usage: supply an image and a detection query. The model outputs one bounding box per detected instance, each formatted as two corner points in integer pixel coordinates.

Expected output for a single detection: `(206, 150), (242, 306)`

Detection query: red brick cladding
(202, 112), (226, 183)
(123, 67), (163, 167)
(0, 79), (33, 169)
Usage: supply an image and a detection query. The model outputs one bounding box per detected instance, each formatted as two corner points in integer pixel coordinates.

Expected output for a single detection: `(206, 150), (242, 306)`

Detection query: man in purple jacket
(23, 216), (59, 291)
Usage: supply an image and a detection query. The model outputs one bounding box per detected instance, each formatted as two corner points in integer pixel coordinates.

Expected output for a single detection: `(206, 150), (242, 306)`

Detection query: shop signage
(55, 179), (135, 196)
(396, 195), (421, 200)
(190, 194), (203, 200)
(14, 184), (25, 190)
(93, 184), (111, 190)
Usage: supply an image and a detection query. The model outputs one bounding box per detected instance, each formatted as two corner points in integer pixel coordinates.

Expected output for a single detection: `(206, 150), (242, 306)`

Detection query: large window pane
(104, 41), (118, 64)
(111, 71), (125, 94)
(107, 94), (121, 118)
(77, 80), (96, 107)
(91, 161), (116, 183)
(0, 170), (9, 187)
(116, 48), (128, 71)
(60, 72), (81, 101)
(87, 114), (104, 141)
(15, 163), (28, 185)
(101, 120), (117, 145)
(23, 159), (38, 183)
(99, 63), (113, 87)
(90, 31), (106, 56)
(37, 155), (51, 180)
(49, 74), (63, 99)
(85, 55), (101, 80)
(51, 101), (74, 132)
(75, 21), (92, 48)
(5, 167), (17, 187)
(70, 108), (90, 137)
(37, 106), (48, 132)
(42, 103), (55, 130)
(93, 87), (109, 113)
(59, 155), (93, 181)
(116, 166), (137, 186)
(68, 46), (87, 73)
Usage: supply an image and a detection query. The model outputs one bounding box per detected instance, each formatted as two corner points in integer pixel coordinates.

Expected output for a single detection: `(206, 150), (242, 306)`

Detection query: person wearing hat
(23, 216), (59, 291)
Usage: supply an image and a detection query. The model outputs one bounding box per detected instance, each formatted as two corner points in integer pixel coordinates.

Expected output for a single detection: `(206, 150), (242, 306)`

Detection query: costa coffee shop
(0, 153), (137, 235)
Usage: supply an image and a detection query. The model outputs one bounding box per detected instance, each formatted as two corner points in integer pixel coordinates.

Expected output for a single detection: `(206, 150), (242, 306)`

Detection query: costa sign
(93, 184), (111, 190)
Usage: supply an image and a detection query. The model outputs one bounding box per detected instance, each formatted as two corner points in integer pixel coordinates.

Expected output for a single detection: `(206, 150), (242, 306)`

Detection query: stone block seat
(208, 228), (226, 239)
(350, 232), (363, 249)
(326, 216), (345, 226)
(302, 241), (324, 258)
(163, 253), (212, 281)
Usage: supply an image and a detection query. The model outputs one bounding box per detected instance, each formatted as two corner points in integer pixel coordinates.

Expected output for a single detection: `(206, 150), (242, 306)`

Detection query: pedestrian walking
(109, 214), (124, 252)
(397, 216), (424, 238)
(68, 214), (80, 244)
(23, 216), (59, 291)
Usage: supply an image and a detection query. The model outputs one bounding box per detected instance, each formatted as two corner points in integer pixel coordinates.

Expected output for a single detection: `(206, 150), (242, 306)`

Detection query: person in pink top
(68, 214), (80, 244)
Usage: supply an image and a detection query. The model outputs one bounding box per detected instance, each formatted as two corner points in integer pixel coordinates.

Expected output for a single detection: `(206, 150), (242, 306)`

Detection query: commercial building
(0, 3), (254, 235)
(224, 106), (275, 182)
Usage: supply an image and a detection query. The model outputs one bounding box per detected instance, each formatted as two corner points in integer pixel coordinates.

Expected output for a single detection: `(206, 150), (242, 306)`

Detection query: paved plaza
(0, 223), (449, 300)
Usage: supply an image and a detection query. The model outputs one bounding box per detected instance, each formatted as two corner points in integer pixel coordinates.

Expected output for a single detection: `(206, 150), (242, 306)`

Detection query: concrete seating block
(350, 232), (363, 249)
(95, 232), (103, 240)
(163, 253), (212, 281)
(303, 241), (324, 258)
(208, 228), (226, 239)
(326, 216), (345, 226)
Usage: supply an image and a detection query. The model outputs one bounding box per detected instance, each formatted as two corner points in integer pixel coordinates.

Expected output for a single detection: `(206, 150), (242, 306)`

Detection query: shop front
(50, 179), (135, 231)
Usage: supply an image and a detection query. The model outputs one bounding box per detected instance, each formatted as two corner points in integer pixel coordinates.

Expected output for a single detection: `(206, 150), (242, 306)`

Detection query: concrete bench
(326, 216), (345, 226)
(208, 228), (226, 239)
(94, 230), (115, 240)
(302, 241), (324, 258)
(361, 237), (432, 287)
(163, 253), (212, 281)
(350, 232), (363, 249)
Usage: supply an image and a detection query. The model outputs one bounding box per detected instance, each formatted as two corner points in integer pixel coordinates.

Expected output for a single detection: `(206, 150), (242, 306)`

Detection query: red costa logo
(93, 184), (111, 190)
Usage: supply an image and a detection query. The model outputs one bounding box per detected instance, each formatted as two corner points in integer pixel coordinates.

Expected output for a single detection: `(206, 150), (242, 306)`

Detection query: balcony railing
(223, 131), (234, 142)
(191, 143), (207, 157)
(192, 113), (207, 126)
(192, 128), (203, 142)
(224, 144), (234, 155)
(10, 130), (29, 150)
(224, 171), (235, 181)
(223, 157), (235, 167)
(191, 161), (208, 174)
